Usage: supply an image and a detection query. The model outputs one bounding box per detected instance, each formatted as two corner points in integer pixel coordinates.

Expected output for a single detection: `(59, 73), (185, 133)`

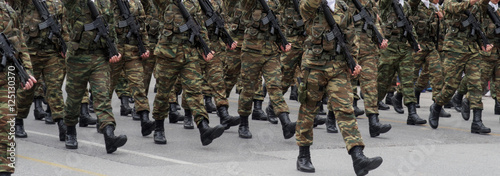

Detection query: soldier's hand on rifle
(109, 53), (122, 63)
(280, 43), (292, 52)
(203, 50), (216, 61)
(141, 50), (150, 59)
(483, 44), (494, 52)
(350, 64), (362, 76)
(417, 44), (422, 52)
(436, 11), (444, 20)
(227, 41), (238, 50)
(60, 52), (65, 59)
(22, 75), (37, 90)
(380, 39), (389, 49)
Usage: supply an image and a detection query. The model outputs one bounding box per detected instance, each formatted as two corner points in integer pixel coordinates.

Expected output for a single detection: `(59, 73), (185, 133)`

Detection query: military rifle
(292, 0), (304, 27)
(176, 0), (211, 57)
(462, 10), (490, 48)
(32, 0), (67, 55)
(198, 0), (235, 47)
(0, 33), (30, 87)
(84, 0), (120, 58)
(351, 0), (384, 46)
(257, 0), (290, 49)
(391, 0), (419, 52)
(116, 0), (147, 56)
(321, 0), (357, 72)
(486, 5), (500, 34)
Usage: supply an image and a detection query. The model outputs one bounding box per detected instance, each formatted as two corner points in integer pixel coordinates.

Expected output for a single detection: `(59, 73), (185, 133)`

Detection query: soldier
(428, 0), (493, 133)
(110, 0), (155, 137)
(379, 0), (428, 126)
(152, 0), (226, 146)
(13, 0), (73, 141)
(345, 0), (392, 137)
(140, 0), (159, 97)
(63, 0), (127, 153)
(296, 0), (383, 174)
(408, 0), (450, 118)
(0, 1), (37, 175)
(237, 0), (296, 139)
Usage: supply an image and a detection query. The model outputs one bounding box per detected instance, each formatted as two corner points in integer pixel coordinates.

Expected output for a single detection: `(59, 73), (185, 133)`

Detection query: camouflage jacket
(409, 0), (441, 51)
(279, 0), (307, 48)
(224, 0), (245, 47)
(345, 0), (382, 53)
(240, 0), (283, 55)
(379, 0), (419, 50)
(112, 0), (149, 57)
(0, 1), (33, 78)
(141, 0), (162, 49)
(300, 0), (358, 71)
(199, 0), (225, 51)
(481, 0), (500, 45)
(17, 0), (69, 56)
(443, 0), (486, 54)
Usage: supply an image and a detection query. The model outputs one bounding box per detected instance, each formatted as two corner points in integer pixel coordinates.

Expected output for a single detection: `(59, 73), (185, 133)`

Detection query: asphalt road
(13, 82), (500, 176)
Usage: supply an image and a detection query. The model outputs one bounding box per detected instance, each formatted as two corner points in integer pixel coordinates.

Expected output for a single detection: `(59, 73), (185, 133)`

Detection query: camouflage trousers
(295, 60), (364, 152)
(223, 47), (242, 98)
(168, 78), (182, 104)
(280, 48), (303, 93)
(200, 53), (229, 107)
(456, 53), (498, 97)
(153, 45), (208, 125)
(434, 51), (483, 109)
(351, 54), (379, 115)
(0, 74), (15, 173)
(16, 54), (65, 120)
(114, 71), (130, 98)
(34, 78), (45, 97)
(378, 46), (416, 105)
(65, 52), (115, 130)
(238, 52), (289, 116)
(413, 48), (444, 100)
(143, 54), (156, 95)
(110, 57), (150, 112)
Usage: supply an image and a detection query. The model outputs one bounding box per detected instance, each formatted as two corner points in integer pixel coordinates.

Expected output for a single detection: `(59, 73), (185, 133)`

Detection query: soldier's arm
(137, 1), (149, 46)
(300, 0), (321, 23)
(104, 2), (119, 48)
(444, 0), (473, 14)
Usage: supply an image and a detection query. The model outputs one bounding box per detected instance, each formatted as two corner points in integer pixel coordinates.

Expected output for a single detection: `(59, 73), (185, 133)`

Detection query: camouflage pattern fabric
(297, 0), (364, 152)
(168, 78), (182, 104)
(141, 0), (160, 95)
(63, 0), (118, 130)
(222, 0), (244, 98)
(114, 72), (130, 98)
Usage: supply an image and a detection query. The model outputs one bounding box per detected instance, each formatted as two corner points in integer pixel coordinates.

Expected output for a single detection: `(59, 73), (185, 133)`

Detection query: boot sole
(201, 125), (225, 146)
(107, 136), (128, 153)
(141, 122), (155, 136)
(65, 144), (78, 149)
(471, 129), (491, 134)
(154, 140), (167, 144)
(297, 167), (316, 173)
(15, 134), (27, 138)
(356, 157), (383, 176)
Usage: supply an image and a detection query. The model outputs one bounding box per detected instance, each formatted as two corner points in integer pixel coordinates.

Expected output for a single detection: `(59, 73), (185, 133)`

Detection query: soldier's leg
(424, 50), (448, 117)
(43, 54), (68, 139)
(143, 56), (156, 95)
(399, 51), (427, 124)
(377, 50), (398, 104)
(167, 77), (185, 124)
(280, 48), (302, 94)
(238, 52), (264, 138)
(412, 50), (428, 108)
(15, 56), (43, 138)
(224, 47), (242, 98)
(32, 78), (48, 119)
(296, 69), (324, 149)
(493, 62), (500, 115)
(466, 54), (490, 133)
(253, 73), (270, 121)
(110, 62), (133, 117)
(115, 71), (130, 98)
(0, 81), (15, 173)
(351, 78), (364, 117)
(199, 60), (217, 113)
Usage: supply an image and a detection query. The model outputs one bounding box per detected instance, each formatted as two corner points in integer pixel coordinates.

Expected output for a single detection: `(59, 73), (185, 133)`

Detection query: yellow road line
(18, 155), (106, 176)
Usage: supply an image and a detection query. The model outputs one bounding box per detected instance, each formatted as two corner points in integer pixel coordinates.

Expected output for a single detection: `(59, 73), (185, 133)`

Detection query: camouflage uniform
(222, 0), (244, 98)
(114, 72), (130, 98)
(409, 0), (444, 99)
(141, 0), (160, 95)
(0, 1), (33, 173)
(296, 0), (364, 151)
(14, 0), (67, 123)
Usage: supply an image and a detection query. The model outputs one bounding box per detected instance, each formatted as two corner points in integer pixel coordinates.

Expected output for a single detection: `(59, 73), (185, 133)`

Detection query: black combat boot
(183, 109), (194, 129)
(89, 93), (95, 113)
(407, 103), (427, 125)
(461, 97), (471, 121)
(266, 105), (279, 124)
(0, 172), (11, 176)
(313, 115), (326, 128)
(217, 106), (240, 130)
(103, 125), (127, 153)
(391, 92), (404, 114)
(277, 113), (296, 139)
(367, 114), (392, 137)
(204, 96), (217, 113)
(15, 118), (27, 138)
(130, 107), (140, 121)
(198, 119), (225, 146)
(168, 103), (183, 123)
(443, 101), (453, 108)
(451, 93), (464, 112)
(415, 90), (421, 108)
(353, 99), (365, 117)
(45, 105), (54, 124)
(378, 101), (390, 110)
(290, 86), (298, 101)
(439, 109), (451, 118)
(139, 111), (155, 136)
(33, 96), (47, 120)
(56, 119), (66, 141)
(471, 109), (491, 134)
(326, 111), (338, 133)
(296, 146), (315, 173)
(120, 96), (133, 116)
(317, 104), (327, 115)
(385, 92), (394, 105)
(154, 119), (167, 144)
(238, 116), (252, 139)
(349, 146), (383, 176)
(251, 100), (268, 121)
(65, 125), (78, 149)
(79, 103), (97, 127)
(495, 99), (500, 115)
(428, 103), (442, 129)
